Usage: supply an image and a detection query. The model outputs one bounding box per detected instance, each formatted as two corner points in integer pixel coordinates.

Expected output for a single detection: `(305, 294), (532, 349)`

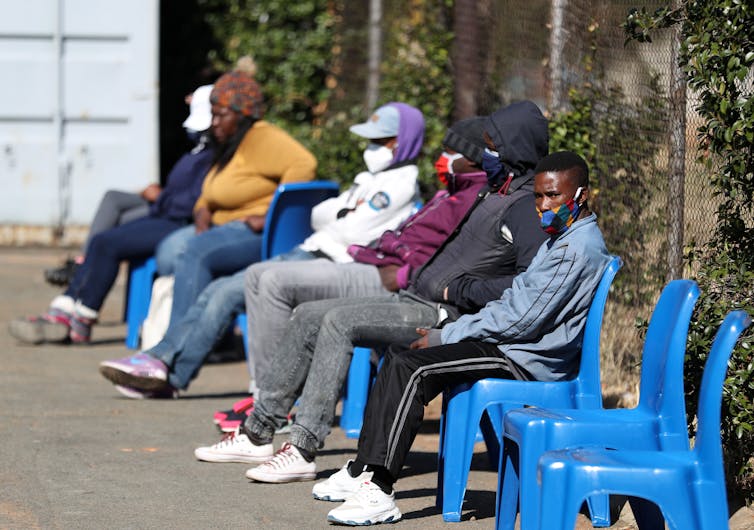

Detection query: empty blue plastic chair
(435, 255), (622, 523)
(125, 181), (340, 349)
(536, 310), (750, 530)
(498, 279), (701, 530)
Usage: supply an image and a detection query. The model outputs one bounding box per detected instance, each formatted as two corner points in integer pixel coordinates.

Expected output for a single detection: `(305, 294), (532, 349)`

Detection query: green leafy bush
(198, 0), (364, 184)
(685, 243), (754, 504)
(625, 0), (754, 505)
(198, 0), (454, 194)
(380, 0), (454, 196)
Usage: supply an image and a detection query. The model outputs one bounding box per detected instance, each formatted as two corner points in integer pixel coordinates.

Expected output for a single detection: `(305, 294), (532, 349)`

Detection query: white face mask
(363, 143), (394, 173)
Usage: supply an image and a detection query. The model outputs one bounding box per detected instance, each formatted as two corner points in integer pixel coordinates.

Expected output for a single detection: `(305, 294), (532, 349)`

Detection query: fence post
(366, 0), (382, 111)
(548, 0), (567, 112)
(667, 2), (687, 281)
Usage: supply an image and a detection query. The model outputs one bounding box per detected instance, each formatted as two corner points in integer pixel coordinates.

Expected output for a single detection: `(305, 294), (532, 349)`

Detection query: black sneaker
(44, 259), (79, 286)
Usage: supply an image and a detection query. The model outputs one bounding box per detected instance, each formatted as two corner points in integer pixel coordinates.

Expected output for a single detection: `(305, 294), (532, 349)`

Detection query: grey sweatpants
(243, 259), (388, 392)
(245, 293), (439, 454)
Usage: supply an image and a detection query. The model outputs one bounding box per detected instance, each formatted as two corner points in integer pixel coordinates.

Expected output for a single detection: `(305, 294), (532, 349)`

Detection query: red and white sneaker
(194, 427), (273, 464)
(245, 442), (316, 483)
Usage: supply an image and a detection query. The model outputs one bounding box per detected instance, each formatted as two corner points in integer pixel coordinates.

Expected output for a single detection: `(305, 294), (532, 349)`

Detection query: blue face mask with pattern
(481, 147), (512, 187)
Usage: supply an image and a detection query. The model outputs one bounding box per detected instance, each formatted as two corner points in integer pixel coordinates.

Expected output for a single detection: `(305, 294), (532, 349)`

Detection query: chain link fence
(327, 0), (713, 392)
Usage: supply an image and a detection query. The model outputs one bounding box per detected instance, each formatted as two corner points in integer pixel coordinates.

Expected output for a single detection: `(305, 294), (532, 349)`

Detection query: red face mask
(434, 151), (464, 185)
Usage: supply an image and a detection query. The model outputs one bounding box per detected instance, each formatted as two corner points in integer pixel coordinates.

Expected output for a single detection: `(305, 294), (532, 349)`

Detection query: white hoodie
(299, 164), (419, 263)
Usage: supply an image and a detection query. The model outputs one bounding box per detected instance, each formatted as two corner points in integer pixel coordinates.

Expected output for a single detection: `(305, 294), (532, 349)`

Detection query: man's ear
(577, 186), (590, 205)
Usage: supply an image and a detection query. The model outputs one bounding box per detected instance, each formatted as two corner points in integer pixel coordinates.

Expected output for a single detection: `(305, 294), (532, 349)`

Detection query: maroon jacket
(347, 170), (487, 289)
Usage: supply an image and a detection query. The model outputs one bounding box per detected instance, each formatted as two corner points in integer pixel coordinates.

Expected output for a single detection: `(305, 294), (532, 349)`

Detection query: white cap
(182, 84), (213, 132)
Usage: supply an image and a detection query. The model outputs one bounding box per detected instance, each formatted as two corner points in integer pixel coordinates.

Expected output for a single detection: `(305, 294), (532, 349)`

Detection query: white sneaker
(194, 428), (273, 464)
(327, 479), (402, 525)
(245, 442), (316, 483)
(312, 460), (373, 502)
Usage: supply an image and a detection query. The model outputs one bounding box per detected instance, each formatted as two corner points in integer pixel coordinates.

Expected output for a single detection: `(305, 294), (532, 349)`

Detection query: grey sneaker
(327, 479), (402, 525)
(245, 442), (316, 483)
(312, 460), (373, 502)
(8, 311), (71, 344)
(194, 428), (273, 464)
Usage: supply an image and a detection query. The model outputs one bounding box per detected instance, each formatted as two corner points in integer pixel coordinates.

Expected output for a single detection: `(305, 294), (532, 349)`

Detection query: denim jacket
(440, 213), (611, 381)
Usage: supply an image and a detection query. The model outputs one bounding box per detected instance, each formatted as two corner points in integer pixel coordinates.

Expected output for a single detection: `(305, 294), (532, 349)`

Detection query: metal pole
(54, 0), (71, 240)
(667, 3), (687, 280)
(366, 0), (382, 111)
(548, 0), (567, 112)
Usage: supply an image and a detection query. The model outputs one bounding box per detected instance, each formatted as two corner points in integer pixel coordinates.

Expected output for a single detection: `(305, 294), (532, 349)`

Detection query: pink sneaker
(114, 384), (178, 399)
(99, 353), (169, 392)
(213, 396), (255, 424)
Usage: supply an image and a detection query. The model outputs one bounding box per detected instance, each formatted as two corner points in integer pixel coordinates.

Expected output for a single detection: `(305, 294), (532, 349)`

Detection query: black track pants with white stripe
(355, 341), (517, 479)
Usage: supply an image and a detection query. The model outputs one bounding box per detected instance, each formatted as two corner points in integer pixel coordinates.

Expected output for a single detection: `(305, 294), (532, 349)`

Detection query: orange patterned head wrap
(210, 70), (265, 120)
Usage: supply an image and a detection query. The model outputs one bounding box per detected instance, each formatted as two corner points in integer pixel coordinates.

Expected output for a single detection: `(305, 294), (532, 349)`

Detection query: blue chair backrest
(574, 255), (622, 407)
(638, 279), (700, 449)
(261, 181), (340, 260)
(695, 310), (750, 464)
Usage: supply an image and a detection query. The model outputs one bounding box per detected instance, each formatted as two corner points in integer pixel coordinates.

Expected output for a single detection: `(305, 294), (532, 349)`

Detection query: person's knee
(155, 230), (189, 275)
(381, 344), (414, 373)
(101, 189), (120, 206)
(207, 277), (244, 314)
(86, 233), (111, 257)
(244, 262), (264, 294)
(257, 268), (291, 301)
(320, 307), (363, 342)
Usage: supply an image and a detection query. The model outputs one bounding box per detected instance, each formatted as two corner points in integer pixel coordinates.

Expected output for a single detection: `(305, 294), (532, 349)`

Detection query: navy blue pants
(64, 215), (185, 311)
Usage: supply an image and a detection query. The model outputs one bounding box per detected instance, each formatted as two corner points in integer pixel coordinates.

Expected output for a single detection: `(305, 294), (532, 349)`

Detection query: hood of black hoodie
(484, 100), (549, 186)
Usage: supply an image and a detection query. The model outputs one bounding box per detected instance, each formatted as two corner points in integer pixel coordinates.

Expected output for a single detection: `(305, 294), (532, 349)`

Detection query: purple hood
(386, 102), (425, 164)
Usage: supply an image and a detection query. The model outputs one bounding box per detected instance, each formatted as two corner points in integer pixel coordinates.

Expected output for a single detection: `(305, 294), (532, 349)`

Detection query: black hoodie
(404, 100), (549, 317)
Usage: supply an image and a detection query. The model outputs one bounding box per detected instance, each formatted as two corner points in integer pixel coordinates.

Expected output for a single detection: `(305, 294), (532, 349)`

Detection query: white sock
(74, 300), (98, 320)
(50, 295), (75, 314)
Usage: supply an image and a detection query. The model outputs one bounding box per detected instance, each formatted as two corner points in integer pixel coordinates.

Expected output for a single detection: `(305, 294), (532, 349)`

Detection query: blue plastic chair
(536, 310), (750, 530)
(498, 279), (701, 530)
(124, 256), (158, 348)
(124, 181), (340, 349)
(435, 255), (622, 523)
(259, 181), (341, 261)
(340, 346), (374, 438)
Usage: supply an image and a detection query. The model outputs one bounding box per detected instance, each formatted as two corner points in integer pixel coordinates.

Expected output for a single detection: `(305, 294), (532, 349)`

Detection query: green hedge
(626, 0), (754, 506)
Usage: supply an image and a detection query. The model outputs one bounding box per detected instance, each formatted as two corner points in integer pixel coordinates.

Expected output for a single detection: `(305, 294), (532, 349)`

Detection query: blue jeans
(146, 246), (317, 390)
(167, 221), (264, 329)
(154, 224), (195, 276)
(65, 216), (184, 311)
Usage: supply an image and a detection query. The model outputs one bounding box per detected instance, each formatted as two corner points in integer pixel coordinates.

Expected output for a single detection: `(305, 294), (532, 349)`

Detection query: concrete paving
(1, 247), (752, 529)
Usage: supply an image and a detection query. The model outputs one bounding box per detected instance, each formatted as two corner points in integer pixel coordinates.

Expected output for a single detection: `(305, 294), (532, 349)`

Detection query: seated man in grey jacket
(318, 151), (612, 525)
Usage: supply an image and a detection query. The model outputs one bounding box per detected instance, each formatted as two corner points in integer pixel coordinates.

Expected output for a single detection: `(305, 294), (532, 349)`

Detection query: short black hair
(534, 151), (589, 188)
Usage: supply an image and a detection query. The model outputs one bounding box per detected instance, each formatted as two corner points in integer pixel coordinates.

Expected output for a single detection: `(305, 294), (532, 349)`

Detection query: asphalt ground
(1, 247), (752, 529)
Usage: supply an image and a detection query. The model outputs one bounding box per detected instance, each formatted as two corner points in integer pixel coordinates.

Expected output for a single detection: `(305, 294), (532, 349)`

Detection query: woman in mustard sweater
(153, 63), (317, 333)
